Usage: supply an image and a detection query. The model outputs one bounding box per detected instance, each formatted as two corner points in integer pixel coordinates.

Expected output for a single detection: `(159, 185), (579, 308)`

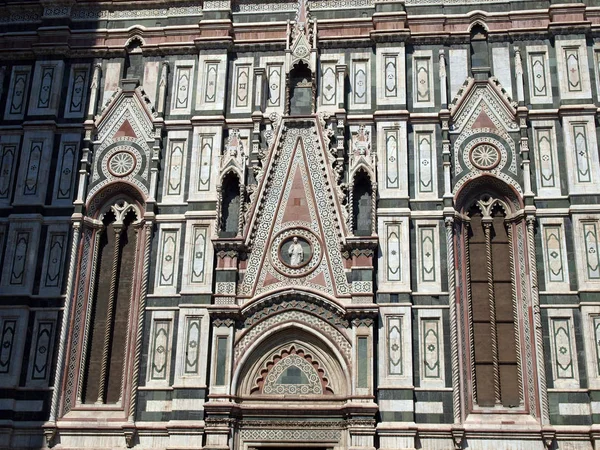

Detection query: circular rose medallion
(108, 151), (136, 177)
(271, 229), (321, 277)
(469, 143), (501, 170)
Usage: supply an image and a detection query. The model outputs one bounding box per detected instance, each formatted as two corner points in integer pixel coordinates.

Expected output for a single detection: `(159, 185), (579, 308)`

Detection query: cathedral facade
(1, 0), (600, 449)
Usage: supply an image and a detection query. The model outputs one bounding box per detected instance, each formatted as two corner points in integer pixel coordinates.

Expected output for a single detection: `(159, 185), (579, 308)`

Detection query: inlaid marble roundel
(108, 150), (136, 177)
(469, 143), (501, 170)
(271, 228), (321, 277)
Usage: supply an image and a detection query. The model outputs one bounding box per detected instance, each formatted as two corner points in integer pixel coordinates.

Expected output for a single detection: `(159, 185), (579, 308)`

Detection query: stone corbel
(541, 428), (555, 450)
(451, 426), (465, 450)
(42, 424), (57, 448)
(122, 424), (136, 448)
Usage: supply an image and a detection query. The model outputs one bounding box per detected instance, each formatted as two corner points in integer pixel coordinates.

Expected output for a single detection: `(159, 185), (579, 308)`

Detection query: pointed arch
(62, 182), (152, 417)
(218, 171), (242, 237)
(233, 321), (351, 398)
(350, 168), (375, 236)
(452, 176), (540, 418)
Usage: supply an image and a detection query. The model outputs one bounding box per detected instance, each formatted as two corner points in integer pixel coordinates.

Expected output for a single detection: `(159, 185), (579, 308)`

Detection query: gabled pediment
(450, 77), (518, 135)
(95, 87), (156, 144)
(240, 118), (351, 301)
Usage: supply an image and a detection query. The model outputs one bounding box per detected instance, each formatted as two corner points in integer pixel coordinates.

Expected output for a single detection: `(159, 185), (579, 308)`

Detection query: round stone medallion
(271, 229), (321, 278)
(108, 150), (136, 177)
(469, 143), (501, 170)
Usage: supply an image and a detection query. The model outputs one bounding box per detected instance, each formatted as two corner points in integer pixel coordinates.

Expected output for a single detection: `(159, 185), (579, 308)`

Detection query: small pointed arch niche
(219, 170), (242, 237)
(469, 21), (490, 71)
(350, 169), (375, 236)
(287, 60), (314, 116)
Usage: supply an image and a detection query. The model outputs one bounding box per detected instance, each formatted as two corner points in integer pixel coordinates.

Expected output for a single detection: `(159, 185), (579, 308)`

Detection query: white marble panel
(52, 133), (81, 206)
(0, 134), (21, 207)
(39, 223), (70, 296)
(142, 61), (160, 106)
(562, 116), (600, 195)
(539, 218), (570, 292)
(161, 130), (189, 205)
(492, 46), (513, 99)
(556, 39), (592, 100)
(526, 45), (553, 104)
(64, 63), (90, 119)
(170, 60), (196, 115)
(181, 221), (214, 293)
(196, 53), (228, 111)
(153, 224), (182, 295)
(376, 46), (406, 106)
(449, 49), (468, 102)
(14, 130), (53, 205)
(531, 121), (561, 198)
(230, 57), (253, 114)
(0, 219), (42, 295)
(188, 125), (222, 201)
(4, 65), (31, 120)
(173, 307), (210, 388)
(102, 61), (121, 106)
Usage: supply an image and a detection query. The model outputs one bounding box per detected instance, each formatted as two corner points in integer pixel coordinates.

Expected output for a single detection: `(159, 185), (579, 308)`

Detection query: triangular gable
(240, 119), (351, 300)
(96, 88), (155, 143)
(450, 78), (522, 196)
(450, 78), (517, 135)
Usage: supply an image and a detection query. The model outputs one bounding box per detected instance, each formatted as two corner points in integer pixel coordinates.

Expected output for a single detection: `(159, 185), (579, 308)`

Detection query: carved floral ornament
(251, 346), (332, 395)
(469, 143), (501, 170)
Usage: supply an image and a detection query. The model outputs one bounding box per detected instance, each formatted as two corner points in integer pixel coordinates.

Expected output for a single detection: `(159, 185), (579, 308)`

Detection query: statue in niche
(288, 237), (304, 266)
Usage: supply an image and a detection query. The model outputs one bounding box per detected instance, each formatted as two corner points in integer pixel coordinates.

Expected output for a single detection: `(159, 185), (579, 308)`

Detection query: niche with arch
(219, 171), (241, 237)
(352, 171), (373, 236)
(288, 61), (314, 116)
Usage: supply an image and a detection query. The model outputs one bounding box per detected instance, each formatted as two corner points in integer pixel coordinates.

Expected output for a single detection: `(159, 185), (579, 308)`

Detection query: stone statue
(288, 237), (304, 266)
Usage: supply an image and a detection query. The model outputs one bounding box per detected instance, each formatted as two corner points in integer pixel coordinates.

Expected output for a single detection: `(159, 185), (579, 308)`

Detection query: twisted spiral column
(527, 216), (550, 424)
(445, 216), (461, 424)
(348, 182), (354, 234)
(507, 224), (523, 405)
(484, 222), (502, 405)
(371, 182), (377, 235)
(118, 225), (140, 405)
(49, 222), (81, 422)
(464, 225), (477, 404)
(76, 227), (102, 405)
(96, 226), (122, 404)
(238, 184), (245, 237)
(129, 222), (153, 423)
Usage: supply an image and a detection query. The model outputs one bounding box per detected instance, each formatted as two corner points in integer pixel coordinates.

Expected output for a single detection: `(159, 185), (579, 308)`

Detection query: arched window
(289, 61), (313, 116)
(352, 171), (373, 236)
(452, 177), (542, 416)
(470, 23), (490, 71)
(220, 172), (241, 237)
(82, 200), (141, 404)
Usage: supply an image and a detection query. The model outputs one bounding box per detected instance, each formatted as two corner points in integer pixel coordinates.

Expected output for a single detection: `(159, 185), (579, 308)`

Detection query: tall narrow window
(451, 177), (542, 419)
(289, 61), (313, 116)
(468, 199), (519, 407)
(470, 24), (490, 70)
(82, 202), (139, 404)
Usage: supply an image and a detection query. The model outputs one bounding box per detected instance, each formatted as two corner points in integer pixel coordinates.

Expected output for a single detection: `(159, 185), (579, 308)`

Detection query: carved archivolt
(235, 326), (349, 397)
(251, 346), (333, 395)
